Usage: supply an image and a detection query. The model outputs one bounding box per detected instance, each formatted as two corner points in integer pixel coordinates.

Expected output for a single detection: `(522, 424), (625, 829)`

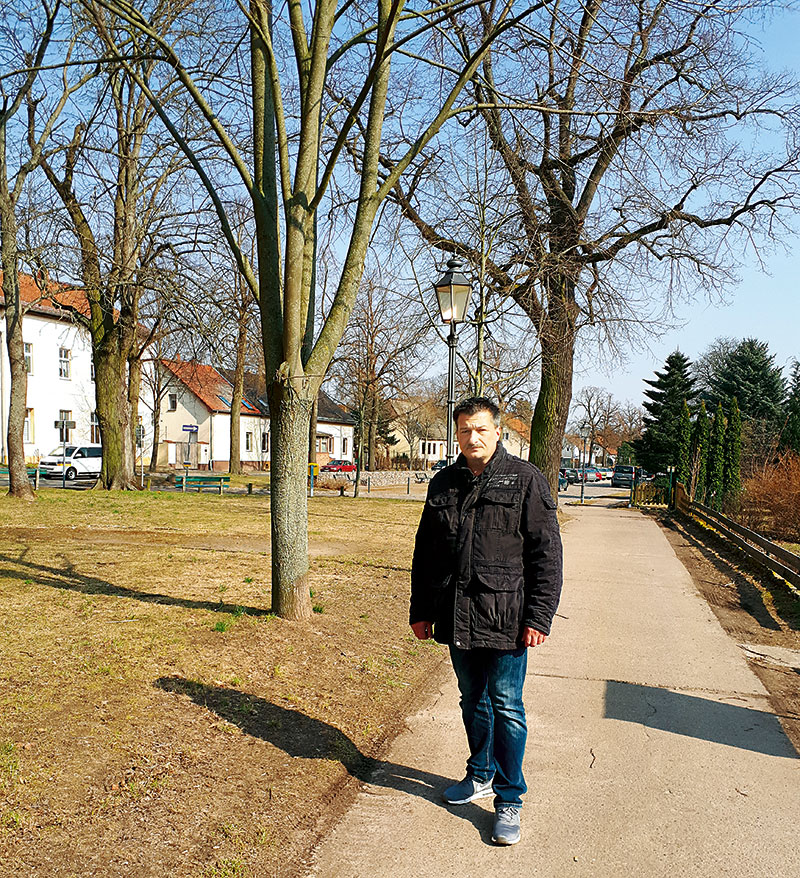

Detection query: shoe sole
(492, 834), (520, 845)
(443, 788), (494, 805)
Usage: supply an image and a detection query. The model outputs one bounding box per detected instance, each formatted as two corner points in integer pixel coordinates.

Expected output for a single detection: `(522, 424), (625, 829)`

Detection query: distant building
(0, 274), (154, 464)
(155, 359), (355, 470)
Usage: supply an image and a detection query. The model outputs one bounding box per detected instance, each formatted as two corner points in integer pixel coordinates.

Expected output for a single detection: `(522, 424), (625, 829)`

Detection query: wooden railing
(674, 483), (800, 593)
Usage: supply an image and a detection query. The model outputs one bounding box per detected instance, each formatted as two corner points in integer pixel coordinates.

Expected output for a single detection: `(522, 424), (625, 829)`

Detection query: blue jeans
(449, 645), (528, 807)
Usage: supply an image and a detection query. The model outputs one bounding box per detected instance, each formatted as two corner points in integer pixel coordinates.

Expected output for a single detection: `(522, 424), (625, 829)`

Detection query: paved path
(309, 503), (799, 877)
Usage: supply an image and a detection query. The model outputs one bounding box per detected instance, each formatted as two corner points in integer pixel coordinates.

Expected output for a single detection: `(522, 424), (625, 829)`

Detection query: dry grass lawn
(0, 490), (446, 878)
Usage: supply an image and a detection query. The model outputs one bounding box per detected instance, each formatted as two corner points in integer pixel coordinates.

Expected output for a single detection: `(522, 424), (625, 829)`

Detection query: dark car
(560, 468), (579, 484)
(431, 459), (448, 471)
(611, 464), (637, 488)
(320, 459), (357, 473)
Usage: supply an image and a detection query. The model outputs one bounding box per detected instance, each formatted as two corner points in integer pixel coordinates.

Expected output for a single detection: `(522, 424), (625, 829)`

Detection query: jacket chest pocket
(479, 489), (520, 531)
(428, 489), (459, 536)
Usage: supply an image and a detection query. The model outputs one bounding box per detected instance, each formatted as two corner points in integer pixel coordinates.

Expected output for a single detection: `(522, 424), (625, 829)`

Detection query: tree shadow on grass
(154, 675), (497, 844)
(0, 550), (271, 617)
(659, 514), (798, 631)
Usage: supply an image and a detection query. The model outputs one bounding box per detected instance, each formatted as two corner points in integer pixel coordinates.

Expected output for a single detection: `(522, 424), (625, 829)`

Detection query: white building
(155, 359), (355, 470)
(0, 274), (154, 465)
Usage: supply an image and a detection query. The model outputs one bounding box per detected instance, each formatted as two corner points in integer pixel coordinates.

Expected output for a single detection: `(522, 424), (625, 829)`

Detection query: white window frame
(23, 408), (34, 442)
(58, 347), (71, 379)
(24, 342), (33, 374)
(245, 432), (253, 452)
(168, 392), (178, 411)
(58, 409), (72, 443)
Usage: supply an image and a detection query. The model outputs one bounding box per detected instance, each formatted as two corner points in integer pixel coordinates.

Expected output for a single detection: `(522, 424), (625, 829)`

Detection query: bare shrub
(736, 453), (800, 543)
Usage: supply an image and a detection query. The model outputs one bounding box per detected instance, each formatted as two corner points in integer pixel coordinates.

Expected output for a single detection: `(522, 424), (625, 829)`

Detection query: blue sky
(574, 6), (800, 407)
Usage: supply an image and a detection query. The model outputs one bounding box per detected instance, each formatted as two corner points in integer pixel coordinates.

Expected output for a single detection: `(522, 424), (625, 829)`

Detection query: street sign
(182, 424), (198, 433)
(135, 425), (144, 446)
(54, 420), (76, 429)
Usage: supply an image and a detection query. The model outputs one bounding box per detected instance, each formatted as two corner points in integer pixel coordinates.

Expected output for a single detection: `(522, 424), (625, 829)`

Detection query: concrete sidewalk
(309, 503), (799, 878)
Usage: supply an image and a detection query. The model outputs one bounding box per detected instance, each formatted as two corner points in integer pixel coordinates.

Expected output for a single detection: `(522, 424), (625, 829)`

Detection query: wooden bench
(0, 466), (40, 488)
(414, 472), (430, 483)
(173, 474), (231, 494)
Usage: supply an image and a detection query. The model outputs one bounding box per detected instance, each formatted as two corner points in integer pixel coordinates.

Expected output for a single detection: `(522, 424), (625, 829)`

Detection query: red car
(319, 459), (357, 473)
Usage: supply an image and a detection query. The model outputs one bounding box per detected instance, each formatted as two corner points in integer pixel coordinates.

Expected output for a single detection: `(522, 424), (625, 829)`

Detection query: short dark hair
(453, 396), (501, 427)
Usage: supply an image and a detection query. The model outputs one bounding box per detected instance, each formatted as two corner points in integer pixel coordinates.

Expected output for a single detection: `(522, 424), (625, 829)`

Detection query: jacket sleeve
(409, 492), (436, 624)
(520, 470), (563, 635)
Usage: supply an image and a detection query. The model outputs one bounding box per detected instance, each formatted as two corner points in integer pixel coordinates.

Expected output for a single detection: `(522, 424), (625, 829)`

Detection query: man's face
(456, 409), (501, 472)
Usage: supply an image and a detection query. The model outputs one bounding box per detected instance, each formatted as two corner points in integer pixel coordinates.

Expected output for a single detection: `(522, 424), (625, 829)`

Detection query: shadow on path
(155, 676), (497, 844)
(605, 680), (798, 758)
(0, 550), (270, 617)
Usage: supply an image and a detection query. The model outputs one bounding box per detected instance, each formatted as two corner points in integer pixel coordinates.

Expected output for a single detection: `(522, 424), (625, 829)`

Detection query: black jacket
(410, 444), (562, 649)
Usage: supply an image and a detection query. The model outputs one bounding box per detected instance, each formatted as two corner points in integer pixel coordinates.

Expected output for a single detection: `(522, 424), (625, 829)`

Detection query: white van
(39, 444), (103, 481)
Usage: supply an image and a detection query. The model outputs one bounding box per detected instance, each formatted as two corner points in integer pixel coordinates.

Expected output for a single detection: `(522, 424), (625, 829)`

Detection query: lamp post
(434, 257), (472, 466)
(578, 421), (590, 505)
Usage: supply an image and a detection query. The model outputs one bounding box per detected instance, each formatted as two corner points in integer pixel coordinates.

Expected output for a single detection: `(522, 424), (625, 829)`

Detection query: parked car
(319, 459), (357, 473)
(599, 468), (613, 480)
(560, 468), (579, 484)
(558, 472), (568, 492)
(610, 464), (637, 488)
(579, 466), (603, 482)
(39, 444), (103, 481)
(431, 459), (448, 471)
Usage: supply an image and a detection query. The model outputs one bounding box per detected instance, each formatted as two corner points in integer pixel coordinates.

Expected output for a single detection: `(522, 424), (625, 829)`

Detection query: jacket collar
(454, 442), (508, 483)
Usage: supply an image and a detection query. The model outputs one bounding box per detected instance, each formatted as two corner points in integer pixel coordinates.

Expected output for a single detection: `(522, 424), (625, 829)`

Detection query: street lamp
(578, 421), (590, 504)
(434, 257), (472, 466)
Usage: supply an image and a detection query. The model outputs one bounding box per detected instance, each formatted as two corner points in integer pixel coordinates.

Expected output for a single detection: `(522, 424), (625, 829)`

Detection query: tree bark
(528, 322), (576, 495)
(268, 386), (313, 620)
(0, 209), (35, 500)
(229, 315), (248, 474)
(94, 337), (134, 489)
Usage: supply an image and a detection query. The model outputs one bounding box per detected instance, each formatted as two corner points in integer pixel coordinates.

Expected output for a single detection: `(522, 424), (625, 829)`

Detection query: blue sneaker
(492, 805), (521, 845)
(442, 775), (494, 805)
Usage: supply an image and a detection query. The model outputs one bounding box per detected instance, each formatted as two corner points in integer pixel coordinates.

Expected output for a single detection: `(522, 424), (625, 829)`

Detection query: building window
(90, 412), (101, 444)
(23, 409), (34, 442)
(261, 432), (269, 453)
(168, 393), (177, 411)
(503, 431), (509, 441)
(245, 432), (253, 452)
(343, 437), (348, 456)
(58, 409), (72, 443)
(24, 343), (33, 374)
(58, 347), (71, 378)
(91, 360), (95, 381)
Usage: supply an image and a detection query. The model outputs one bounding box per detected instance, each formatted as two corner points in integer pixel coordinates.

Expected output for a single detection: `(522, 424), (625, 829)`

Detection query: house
(0, 273), (154, 464)
(155, 359), (355, 470)
(501, 415), (530, 460)
(386, 398), (451, 467)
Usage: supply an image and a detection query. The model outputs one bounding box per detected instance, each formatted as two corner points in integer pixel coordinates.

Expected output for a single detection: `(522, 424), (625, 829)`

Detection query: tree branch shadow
(0, 550), (271, 616)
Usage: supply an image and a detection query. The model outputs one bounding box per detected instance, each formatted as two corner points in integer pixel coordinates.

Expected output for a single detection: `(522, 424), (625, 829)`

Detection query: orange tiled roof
(0, 271), (91, 318)
(161, 359), (260, 416)
(503, 415), (531, 442)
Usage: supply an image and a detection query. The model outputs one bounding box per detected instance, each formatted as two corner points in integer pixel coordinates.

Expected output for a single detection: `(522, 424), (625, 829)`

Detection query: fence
(674, 483), (800, 593)
(632, 480), (671, 506)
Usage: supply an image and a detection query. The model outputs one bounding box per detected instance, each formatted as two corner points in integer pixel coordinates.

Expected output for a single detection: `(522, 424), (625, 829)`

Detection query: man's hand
(522, 626), (547, 648)
(411, 621), (433, 640)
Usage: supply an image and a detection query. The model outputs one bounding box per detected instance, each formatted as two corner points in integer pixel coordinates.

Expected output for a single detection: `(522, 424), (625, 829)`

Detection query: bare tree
(89, 0), (536, 618)
(389, 1), (800, 494)
(35, 3), (191, 488)
(0, 0), (70, 498)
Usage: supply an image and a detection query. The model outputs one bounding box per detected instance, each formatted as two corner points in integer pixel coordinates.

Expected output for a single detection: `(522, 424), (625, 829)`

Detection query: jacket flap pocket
(474, 566), (523, 592)
(428, 490), (458, 508)
(481, 489), (517, 506)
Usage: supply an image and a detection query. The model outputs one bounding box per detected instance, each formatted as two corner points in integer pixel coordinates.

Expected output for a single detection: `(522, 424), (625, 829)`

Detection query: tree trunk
(95, 340), (134, 489)
(148, 361), (163, 472)
(308, 395), (318, 465)
(128, 353), (141, 475)
(229, 317), (248, 475)
(267, 387), (313, 620)
(0, 153), (35, 500)
(528, 328), (575, 498)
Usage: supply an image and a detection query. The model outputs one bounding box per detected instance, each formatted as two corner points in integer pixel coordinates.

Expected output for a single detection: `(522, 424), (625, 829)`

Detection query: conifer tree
(690, 401), (710, 502)
(706, 403), (726, 510)
(635, 351), (697, 473)
(723, 397), (743, 507)
(677, 400), (692, 487)
(781, 361), (800, 454)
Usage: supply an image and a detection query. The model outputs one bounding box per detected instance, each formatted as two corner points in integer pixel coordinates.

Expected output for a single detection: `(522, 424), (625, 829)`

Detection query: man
(410, 397), (562, 845)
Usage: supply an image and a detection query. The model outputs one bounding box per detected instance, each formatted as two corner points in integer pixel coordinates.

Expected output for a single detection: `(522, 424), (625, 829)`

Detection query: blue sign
(182, 424), (199, 433)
